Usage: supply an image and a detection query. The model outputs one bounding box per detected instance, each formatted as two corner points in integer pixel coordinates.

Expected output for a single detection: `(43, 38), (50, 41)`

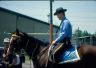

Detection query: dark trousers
(60, 38), (72, 50)
(53, 38), (72, 63)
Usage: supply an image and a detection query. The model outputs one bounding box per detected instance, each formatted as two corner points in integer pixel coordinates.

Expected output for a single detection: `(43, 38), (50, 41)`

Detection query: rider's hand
(48, 40), (56, 55)
(52, 40), (55, 45)
(48, 41), (55, 51)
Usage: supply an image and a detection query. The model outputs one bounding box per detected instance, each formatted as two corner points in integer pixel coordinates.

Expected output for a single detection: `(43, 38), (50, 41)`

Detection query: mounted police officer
(49, 7), (72, 63)
(51, 7), (72, 50)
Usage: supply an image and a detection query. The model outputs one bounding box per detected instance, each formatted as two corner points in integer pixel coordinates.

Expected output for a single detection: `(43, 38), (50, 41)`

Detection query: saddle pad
(59, 46), (80, 64)
(49, 44), (80, 64)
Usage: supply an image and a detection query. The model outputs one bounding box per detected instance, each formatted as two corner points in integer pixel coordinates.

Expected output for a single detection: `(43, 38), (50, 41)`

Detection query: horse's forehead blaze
(12, 34), (17, 37)
(11, 33), (20, 39)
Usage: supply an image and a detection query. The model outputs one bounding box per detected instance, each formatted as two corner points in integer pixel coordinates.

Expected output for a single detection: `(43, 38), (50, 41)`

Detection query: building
(78, 35), (96, 46)
(0, 7), (58, 46)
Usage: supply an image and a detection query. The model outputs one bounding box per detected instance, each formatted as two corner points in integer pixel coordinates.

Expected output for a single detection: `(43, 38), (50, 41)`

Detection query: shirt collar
(61, 16), (66, 23)
(62, 16), (66, 21)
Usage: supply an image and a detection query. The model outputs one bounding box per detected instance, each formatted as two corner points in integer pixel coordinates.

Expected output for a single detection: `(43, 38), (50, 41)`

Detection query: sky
(0, 1), (96, 34)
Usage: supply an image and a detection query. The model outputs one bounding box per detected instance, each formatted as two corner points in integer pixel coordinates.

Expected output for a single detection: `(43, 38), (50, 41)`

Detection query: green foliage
(82, 30), (91, 36)
(73, 28), (91, 38)
(93, 32), (96, 36)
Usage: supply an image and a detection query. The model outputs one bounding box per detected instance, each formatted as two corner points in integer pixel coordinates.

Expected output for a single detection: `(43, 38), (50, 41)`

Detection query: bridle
(6, 37), (14, 57)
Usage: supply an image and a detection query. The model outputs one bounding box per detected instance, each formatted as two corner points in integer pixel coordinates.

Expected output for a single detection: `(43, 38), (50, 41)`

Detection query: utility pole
(50, 0), (54, 44)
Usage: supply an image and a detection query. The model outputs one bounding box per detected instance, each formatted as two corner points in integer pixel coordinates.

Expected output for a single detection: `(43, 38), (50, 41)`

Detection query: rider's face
(57, 13), (64, 20)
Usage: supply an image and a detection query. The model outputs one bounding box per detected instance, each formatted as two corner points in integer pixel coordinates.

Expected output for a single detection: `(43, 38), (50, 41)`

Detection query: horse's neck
(24, 37), (45, 58)
(24, 36), (49, 68)
(29, 45), (48, 68)
(39, 45), (49, 55)
(32, 44), (47, 59)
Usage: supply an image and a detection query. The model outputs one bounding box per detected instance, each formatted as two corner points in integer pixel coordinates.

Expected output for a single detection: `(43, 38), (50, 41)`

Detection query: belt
(60, 38), (71, 43)
(60, 37), (72, 50)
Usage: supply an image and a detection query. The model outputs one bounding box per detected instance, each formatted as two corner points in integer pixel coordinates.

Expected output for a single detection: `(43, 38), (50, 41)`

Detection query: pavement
(22, 60), (34, 68)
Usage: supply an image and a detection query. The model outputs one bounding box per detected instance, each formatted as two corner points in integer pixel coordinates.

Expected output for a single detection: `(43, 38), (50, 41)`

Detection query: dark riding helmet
(54, 7), (67, 15)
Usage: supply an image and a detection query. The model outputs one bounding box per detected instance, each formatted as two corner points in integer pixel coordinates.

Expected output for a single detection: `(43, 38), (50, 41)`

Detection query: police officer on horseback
(49, 7), (72, 63)
(51, 7), (72, 50)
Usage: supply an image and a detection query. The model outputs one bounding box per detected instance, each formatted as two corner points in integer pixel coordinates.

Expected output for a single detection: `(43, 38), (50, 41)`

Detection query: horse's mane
(22, 32), (48, 46)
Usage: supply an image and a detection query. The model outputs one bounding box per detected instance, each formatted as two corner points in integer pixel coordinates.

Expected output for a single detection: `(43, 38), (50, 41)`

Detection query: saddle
(49, 43), (80, 64)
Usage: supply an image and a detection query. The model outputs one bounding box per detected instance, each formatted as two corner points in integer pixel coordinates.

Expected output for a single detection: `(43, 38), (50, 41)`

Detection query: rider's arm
(54, 20), (68, 44)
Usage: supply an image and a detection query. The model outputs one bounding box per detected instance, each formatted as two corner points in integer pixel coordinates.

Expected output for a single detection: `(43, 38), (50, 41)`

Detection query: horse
(9, 29), (96, 68)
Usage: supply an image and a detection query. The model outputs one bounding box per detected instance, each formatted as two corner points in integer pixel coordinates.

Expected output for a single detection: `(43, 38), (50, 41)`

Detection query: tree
(73, 27), (82, 38)
(73, 28), (91, 38)
(93, 32), (96, 36)
(82, 30), (90, 36)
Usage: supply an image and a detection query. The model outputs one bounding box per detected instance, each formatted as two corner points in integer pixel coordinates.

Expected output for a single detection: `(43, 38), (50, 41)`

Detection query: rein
(24, 39), (29, 50)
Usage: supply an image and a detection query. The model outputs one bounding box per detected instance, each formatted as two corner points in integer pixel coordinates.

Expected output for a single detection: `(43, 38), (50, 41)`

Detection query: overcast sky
(0, 1), (96, 34)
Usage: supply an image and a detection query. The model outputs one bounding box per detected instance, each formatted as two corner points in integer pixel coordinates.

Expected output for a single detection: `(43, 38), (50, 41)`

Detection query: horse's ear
(16, 29), (19, 35)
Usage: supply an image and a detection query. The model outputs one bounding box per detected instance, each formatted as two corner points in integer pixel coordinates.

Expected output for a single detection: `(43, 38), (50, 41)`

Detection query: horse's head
(10, 29), (29, 52)
(10, 29), (43, 55)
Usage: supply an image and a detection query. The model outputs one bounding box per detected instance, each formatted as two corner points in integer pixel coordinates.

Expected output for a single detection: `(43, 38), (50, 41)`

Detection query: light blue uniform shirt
(55, 16), (72, 43)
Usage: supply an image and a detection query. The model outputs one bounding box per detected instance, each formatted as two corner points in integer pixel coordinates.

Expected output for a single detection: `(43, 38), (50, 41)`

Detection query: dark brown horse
(9, 30), (96, 68)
